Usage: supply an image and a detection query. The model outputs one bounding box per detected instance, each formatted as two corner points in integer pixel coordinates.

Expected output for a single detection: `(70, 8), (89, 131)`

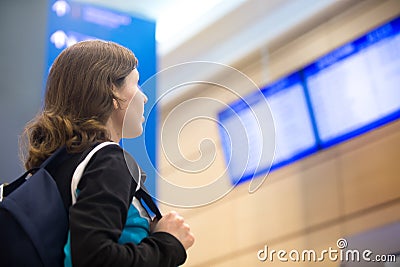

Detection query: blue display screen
(219, 15), (400, 185)
(261, 73), (318, 170)
(303, 16), (400, 148)
(218, 72), (318, 185)
(218, 87), (274, 185)
(47, 1), (156, 83)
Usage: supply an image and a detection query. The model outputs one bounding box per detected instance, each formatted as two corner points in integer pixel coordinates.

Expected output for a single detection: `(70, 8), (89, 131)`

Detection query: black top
(46, 144), (186, 267)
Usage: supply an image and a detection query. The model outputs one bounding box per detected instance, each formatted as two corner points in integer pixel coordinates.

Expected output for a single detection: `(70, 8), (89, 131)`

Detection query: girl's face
(114, 68), (148, 139)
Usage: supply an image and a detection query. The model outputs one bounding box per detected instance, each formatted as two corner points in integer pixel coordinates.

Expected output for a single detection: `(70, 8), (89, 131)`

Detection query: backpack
(0, 142), (162, 267)
(0, 147), (70, 267)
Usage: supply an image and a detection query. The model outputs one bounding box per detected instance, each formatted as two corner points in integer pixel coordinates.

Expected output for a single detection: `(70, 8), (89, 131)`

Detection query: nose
(142, 91), (148, 104)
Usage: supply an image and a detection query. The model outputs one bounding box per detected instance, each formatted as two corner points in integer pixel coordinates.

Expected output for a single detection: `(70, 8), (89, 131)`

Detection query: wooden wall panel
(158, 0), (400, 266)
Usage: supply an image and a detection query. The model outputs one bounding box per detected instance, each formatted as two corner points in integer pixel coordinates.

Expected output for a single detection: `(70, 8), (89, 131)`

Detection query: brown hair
(22, 40), (137, 169)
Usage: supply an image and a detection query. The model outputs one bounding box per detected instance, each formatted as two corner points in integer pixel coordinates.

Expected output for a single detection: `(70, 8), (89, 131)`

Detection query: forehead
(125, 68), (139, 83)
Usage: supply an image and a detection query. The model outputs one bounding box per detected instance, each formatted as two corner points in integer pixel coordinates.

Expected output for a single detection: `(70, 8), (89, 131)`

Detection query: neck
(105, 118), (121, 143)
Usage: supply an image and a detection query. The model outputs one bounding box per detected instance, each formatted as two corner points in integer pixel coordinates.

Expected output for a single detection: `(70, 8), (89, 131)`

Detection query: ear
(113, 98), (119, 110)
(112, 84), (121, 110)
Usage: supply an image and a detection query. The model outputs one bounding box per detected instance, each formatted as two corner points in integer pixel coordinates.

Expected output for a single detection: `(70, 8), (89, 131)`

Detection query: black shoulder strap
(135, 188), (162, 220)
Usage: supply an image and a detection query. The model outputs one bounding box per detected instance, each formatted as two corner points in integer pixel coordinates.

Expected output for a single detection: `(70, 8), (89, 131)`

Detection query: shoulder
(90, 142), (123, 157)
(82, 143), (141, 185)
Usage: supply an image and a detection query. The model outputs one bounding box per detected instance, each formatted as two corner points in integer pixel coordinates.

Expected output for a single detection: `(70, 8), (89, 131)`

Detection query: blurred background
(1, 0), (399, 266)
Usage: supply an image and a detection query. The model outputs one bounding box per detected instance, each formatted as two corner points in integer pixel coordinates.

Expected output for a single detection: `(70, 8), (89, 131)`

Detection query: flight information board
(218, 73), (318, 184)
(219, 16), (400, 185)
(262, 73), (318, 169)
(303, 16), (400, 147)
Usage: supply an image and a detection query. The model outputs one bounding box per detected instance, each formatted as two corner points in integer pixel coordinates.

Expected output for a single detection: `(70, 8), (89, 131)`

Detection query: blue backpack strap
(40, 146), (69, 168)
(0, 146), (70, 267)
(2, 169), (38, 198)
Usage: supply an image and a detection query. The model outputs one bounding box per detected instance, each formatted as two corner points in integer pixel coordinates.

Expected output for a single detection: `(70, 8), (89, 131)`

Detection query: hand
(151, 211), (195, 250)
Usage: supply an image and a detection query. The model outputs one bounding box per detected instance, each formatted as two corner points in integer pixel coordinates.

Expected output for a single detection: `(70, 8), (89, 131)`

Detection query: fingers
(185, 228), (195, 248)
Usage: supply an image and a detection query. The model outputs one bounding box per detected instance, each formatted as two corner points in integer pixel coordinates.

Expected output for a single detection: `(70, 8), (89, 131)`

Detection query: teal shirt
(64, 200), (150, 267)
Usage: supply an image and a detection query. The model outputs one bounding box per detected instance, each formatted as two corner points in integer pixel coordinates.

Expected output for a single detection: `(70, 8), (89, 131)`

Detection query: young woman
(22, 40), (194, 266)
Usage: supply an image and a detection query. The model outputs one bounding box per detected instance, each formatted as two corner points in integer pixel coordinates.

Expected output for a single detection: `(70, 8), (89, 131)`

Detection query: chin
(125, 128), (143, 139)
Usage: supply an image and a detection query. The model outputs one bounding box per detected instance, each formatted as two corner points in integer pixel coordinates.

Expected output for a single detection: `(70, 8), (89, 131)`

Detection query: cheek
(121, 90), (136, 110)
(129, 92), (143, 117)
(122, 93), (144, 138)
